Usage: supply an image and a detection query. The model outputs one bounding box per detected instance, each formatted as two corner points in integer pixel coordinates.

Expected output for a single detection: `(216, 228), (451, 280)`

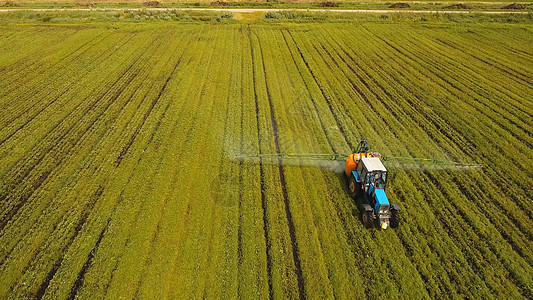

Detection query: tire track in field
(324, 28), (528, 296)
(281, 30), (336, 153)
(115, 59), (177, 167)
(125, 37), (201, 298)
(0, 33), (135, 147)
(283, 30), (395, 298)
(248, 27), (273, 300)
(424, 173), (532, 299)
(101, 58), (188, 298)
(68, 218), (111, 300)
(236, 30), (247, 290)
(362, 30), (533, 211)
(0, 35), (164, 280)
(255, 30), (306, 300)
(35, 186), (104, 299)
(284, 30), (354, 151)
(434, 38), (531, 85)
(0, 36), (157, 233)
(0, 31), (111, 100)
(358, 28), (523, 288)
(0, 32), (122, 134)
(312, 29), (483, 296)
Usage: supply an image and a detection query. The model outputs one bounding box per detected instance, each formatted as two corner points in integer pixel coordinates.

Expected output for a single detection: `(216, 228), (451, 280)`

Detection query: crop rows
(0, 20), (531, 299)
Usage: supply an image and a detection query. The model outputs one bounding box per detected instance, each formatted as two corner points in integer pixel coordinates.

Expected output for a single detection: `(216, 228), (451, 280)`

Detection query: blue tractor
(345, 141), (400, 229)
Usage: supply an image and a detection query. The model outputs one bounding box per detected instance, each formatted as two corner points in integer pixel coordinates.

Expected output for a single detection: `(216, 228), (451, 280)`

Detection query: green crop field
(0, 11), (532, 299)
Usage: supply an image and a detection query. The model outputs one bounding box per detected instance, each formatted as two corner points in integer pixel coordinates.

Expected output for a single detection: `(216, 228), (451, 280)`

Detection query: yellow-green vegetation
(0, 12), (532, 299)
(2, 0), (532, 11)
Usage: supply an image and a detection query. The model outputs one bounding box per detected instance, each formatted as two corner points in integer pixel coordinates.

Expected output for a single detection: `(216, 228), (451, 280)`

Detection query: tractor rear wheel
(390, 210), (400, 228)
(362, 211), (373, 229)
(348, 175), (360, 199)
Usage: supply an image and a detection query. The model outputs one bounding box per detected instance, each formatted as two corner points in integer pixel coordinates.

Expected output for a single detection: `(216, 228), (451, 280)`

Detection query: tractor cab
(356, 157), (388, 191)
(348, 156), (400, 229)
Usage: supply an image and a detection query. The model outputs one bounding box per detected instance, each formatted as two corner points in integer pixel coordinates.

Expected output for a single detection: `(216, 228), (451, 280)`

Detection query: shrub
(210, 1), (230, 6)
(265, 12), (280, 19)
(502, 3), (526, 9)
(318, 2), (339, 7)
(444, 3), (470, 9)
(389, 2), (410, 8)
(143, 1), (162, 7)
(3, 1), (18, 7)
(75, 2), (94, 8)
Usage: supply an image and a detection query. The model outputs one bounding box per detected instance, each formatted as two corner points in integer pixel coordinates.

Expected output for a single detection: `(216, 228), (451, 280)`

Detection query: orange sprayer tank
(345, 153), (360, 176)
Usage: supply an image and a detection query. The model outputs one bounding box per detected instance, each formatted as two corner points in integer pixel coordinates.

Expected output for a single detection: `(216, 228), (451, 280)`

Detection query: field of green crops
(0, 13), (532, 299)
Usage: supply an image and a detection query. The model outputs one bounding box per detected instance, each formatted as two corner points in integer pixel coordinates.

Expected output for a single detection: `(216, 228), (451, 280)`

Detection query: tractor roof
(361, 157), (387, 172)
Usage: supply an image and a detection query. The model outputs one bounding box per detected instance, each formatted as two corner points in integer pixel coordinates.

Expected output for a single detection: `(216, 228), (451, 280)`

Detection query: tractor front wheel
(390, 209), (400, 228)
(362, 211), (374, 229)
(348, 175), (360, 199)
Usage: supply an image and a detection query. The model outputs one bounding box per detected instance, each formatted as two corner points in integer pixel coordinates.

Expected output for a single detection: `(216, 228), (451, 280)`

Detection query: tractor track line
(255, 30), (306, 300)
(104, 29), (209, 297)
(334, 28), (520, 288)
(249, 27), (273, 300)
(316, 30), (468, 296)
(0, 31), (111, 100)
(35, 185), (104, 299)
(68, 218), (111, 300)
(284, 30), (354, 152)
(0, 38), (153, 232)
(201, 80), (234, 300)
(0, 32), (140, 184)
(424, 173), (532, 299)
(237, 33), (246, 291)
(103, 55), (191, 298)
(0, 64), (143, 268)
(435, 38), (531, 85)
(236, 123), (245, 295)
(0, 36), (161, 269)
(135, 39), (211, 300)
(281, 30), (336, 153)
(321, 174), (374, 299)
(114, 44), (182, 168)
(0, 32), (122, 130)
(367, 29), (532, 174)
(450, 175), (532, 260)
